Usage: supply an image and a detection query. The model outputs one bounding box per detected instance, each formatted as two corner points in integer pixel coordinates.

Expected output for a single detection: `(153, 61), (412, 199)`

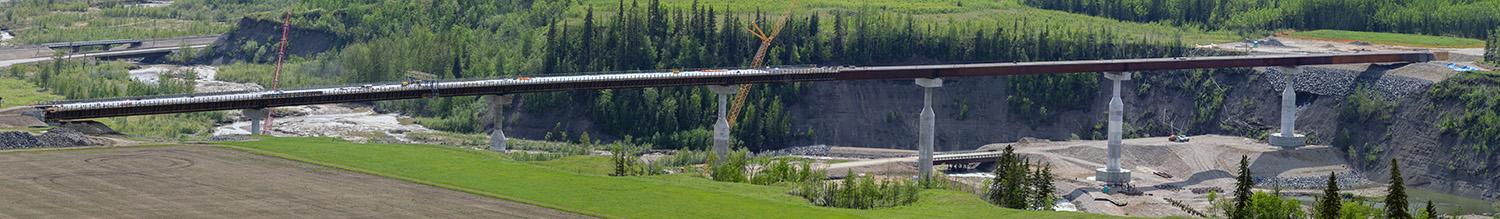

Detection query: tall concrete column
(708, 85), (738, 160)
(488, 95), (508, 152)
(243, 108), (267, 135)
(1269, 66), (1307, 149)
(1095, 72), (1132, 186)
(915, 78), (943, 182)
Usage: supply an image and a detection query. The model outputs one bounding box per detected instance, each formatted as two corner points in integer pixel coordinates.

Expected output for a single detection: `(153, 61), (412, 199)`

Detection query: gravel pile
(1264, 66), (1433, 102)
(0, 128), (107, 150)
(760, 145), (830, 157)
(0, 132), (43, 149)
(1253, 171), (1375, 190)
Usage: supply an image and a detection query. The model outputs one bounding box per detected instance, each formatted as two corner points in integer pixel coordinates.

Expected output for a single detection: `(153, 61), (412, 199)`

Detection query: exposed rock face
(200, 17), (341, 64)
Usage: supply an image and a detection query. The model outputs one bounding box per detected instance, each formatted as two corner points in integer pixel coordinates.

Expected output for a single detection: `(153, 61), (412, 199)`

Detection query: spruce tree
(1233, 155), (1253, 219)
(1035, 163), (1056, 211)
(1487, 27), (1498, 65)
(1386, 159), (1411, 219)
(1318, 172), (1342, 219)
(1423, 200), (1436, 219)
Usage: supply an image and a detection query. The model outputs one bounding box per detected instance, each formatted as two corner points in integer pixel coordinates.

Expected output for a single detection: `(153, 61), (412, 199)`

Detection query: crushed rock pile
(1254, 171), (1375, 190)
(0, 128), (109, 149)
(760, 145), (830, 157)
(1265, 66), (1433, 101)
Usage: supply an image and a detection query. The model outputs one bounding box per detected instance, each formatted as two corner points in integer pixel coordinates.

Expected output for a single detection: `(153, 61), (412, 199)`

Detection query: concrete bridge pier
(243, 108), (268, 135)
(488, 95), (508, 152)
(915, 78), (943, 182)
(1095, 72), (1132, 186)
(1269, 66), (1307, 149)
(708, 85), (739, 160)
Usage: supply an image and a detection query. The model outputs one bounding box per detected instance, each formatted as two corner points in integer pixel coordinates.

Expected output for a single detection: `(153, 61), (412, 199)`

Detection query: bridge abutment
(1095, 72), (1132, 186)
(1269, 66), (1306, 149)
(708, 85), (738, 160)
(915, 78), (942, 182)
(242, 108), (268, 135)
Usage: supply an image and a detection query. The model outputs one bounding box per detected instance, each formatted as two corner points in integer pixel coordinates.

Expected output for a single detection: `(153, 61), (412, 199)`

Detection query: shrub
(708, 148), (750, 182)
(789, 171), (920, 209)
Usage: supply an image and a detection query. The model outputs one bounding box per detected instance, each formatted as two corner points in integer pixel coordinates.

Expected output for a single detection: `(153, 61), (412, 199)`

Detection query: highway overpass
(0, 35), (218, 67)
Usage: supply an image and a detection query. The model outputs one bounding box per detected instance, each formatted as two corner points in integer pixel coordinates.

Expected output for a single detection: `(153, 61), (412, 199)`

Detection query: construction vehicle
(1168, 133), (1191, 142)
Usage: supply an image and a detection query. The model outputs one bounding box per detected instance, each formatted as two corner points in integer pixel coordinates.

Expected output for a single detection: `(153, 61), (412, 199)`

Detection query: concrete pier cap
(242, 108), (268, 135)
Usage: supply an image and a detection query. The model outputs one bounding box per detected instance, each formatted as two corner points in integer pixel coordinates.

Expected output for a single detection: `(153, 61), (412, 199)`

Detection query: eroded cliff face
(499, 63), (1495, 201)
(200, 17), (341, 64)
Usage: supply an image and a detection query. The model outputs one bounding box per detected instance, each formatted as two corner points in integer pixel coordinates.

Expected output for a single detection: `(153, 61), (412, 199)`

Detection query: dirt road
(0, 146), (589, 218)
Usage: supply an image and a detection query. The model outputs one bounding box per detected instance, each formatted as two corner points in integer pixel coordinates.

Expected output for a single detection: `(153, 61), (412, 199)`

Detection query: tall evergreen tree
(1423, 200), (1436, 219)
(1318, 172), (1342, 219)
(1233, 155), (1253, 219)
(1386, 159), (1411, 219)
(1487, 27), (1498, 65)
(986, 145), (1032, 209)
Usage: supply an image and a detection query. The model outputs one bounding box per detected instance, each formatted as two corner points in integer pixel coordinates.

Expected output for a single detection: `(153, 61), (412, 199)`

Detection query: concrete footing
(914, 78), (942, 181)
(1095, 168), (1133, 186)
(708, 85), (738, 160)
(242, 108), (267, 135)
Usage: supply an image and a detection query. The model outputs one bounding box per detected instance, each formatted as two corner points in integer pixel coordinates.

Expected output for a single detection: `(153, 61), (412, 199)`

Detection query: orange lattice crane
(726, 0), (796, 126)
(261, 11), (292, 134)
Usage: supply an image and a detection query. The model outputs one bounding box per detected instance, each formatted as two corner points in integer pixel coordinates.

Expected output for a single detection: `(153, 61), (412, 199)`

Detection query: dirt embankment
(199, 17), (341, 64)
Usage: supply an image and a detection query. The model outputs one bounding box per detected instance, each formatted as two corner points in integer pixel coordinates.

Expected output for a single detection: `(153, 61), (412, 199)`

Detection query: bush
(608, 141), (651, 176)
(749, 158), (823, 185)
(708, 148), (750, 182)
(657, 149), (710, 167)
(789, 171), (920, 209)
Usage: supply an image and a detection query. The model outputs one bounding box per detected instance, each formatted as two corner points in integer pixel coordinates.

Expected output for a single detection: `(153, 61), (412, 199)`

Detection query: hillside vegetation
(1430, 71), (1500, 177)
(1023, 0), (1500, 39)
(0, 0), (291, 43)
(220, 137), (1128, 219)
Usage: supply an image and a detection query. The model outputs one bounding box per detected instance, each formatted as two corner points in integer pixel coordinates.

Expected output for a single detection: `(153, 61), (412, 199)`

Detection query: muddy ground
(0, 146), (587, 218)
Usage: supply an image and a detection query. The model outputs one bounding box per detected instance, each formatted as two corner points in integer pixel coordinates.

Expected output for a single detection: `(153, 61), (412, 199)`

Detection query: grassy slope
(0, 77), (62, 109)
(571, 0), (1238, 45)
(1286, 30), (1486, 48)
(220, 137), (1125, 219)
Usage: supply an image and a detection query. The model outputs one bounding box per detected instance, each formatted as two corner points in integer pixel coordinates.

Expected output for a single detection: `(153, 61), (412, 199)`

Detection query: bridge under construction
(30, 51), (1441, 185)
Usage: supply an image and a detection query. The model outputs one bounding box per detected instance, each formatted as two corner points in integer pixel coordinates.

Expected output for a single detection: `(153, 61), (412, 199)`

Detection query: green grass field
(1285, 30), (1486, 48)
(0, 78), (62, 109)
(219, 137), (1126, 219)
